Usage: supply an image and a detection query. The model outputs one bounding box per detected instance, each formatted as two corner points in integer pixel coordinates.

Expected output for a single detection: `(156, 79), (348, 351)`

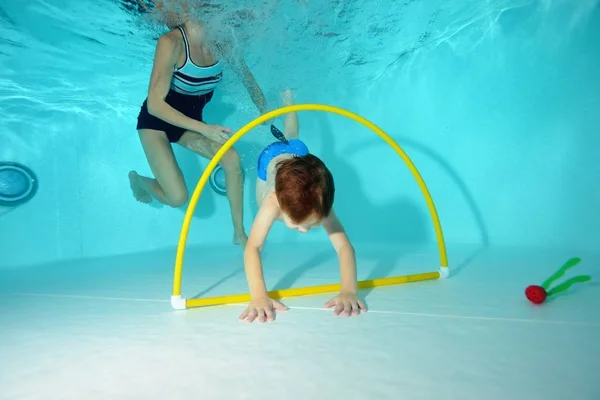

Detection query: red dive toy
(525, 285), (547, 304)
(525, 257), (591, 305)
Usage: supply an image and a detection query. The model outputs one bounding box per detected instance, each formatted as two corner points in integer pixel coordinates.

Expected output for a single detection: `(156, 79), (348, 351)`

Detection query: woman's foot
(280, 88), (294, 104)
(233, 230), (248, 246)
(128, 171), (152, 204)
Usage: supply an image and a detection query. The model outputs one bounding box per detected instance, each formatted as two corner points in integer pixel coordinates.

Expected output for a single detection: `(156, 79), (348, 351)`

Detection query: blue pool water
(1, 1), (599, 399)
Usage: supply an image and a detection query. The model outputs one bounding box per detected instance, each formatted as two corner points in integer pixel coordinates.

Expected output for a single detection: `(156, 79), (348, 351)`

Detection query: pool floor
(1, 243), (599, 399)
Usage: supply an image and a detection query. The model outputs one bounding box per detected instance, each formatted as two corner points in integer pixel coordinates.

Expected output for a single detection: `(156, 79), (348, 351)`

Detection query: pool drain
(0, 162), (38, 208)
(209, 165), (227, 196)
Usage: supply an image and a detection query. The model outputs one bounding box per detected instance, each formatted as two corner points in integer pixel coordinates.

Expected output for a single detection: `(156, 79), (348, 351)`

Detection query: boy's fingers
(358, 300), (367, 312)
(334, 302), (344, 315)
(265, 307), (274, 322)
(344, 301), (352, 316)
(247, 308), (258, 323)
(256, 309), (265, 323)
(274, 300), (288, 311)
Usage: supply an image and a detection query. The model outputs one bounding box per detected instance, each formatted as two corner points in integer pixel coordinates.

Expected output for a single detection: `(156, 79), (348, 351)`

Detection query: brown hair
(275, 154), (335, 223)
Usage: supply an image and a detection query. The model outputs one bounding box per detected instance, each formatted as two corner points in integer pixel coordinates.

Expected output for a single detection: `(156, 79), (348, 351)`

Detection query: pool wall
(0, 2), (598, 269)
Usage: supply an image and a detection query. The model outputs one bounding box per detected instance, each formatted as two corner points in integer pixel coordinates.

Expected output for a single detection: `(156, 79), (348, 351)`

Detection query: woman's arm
(221, 44), (268, 115)
(232, 57), (268, 115)
(146, 35), (230, 142)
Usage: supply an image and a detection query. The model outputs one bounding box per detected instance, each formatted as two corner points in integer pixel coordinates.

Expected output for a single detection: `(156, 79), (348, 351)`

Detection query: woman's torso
(169, 25), (223, 96)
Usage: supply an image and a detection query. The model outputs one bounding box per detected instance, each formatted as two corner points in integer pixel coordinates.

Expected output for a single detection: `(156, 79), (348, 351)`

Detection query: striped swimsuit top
(170, 26), (223, 96)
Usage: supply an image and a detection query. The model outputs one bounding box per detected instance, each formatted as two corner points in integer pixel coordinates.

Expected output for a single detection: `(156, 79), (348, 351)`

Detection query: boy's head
(275, 154), (334, 233)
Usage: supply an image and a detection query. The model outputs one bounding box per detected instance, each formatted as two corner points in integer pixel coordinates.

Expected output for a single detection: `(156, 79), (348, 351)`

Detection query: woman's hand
(200, 124), (233, 144)
(239, 295), (288, 323)
(325, 292), (367, 316)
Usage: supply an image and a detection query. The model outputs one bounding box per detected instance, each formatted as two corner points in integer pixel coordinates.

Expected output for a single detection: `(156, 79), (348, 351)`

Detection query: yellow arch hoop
(170, 104), (448, 310)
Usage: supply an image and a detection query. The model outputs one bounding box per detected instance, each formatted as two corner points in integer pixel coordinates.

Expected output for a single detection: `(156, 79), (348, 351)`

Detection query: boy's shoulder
(258, 193), (282, 220)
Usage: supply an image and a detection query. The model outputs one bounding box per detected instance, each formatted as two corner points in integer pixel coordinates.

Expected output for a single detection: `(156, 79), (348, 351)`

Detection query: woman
(128, 14), (268, 246)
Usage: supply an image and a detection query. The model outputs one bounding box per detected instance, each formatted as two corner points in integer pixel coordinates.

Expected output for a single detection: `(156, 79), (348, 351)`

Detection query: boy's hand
(239, 296), (288, 323)
(324, 292), (367, 316)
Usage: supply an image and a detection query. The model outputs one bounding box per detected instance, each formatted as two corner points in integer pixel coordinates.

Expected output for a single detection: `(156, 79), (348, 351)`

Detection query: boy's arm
(322, 209), (358, 293)
(243, 197), (279, 298)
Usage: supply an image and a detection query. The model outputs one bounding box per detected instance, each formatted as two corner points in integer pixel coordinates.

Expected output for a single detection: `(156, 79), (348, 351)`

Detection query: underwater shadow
(190, 268), (245, 299)
(448, 246), (487, 278)
(359, 248), (413, 299)
(315, 113), (430, 246)
(269, 249), (334, 291)
(187, 249), (335, 300)
(343, 134), (490, 276)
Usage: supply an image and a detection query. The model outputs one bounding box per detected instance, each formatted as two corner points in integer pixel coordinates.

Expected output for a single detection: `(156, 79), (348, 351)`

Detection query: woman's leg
(177, 131), (247, 245)
(129, 129), (188, 207)
(281, 89), (299, 140)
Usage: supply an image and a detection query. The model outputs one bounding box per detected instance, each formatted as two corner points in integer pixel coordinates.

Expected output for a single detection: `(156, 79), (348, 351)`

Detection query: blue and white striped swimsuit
(170, 26), (223, 96)
(136, 25), (224, 143)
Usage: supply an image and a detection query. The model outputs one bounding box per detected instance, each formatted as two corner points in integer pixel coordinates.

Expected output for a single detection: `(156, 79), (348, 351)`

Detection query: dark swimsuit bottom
(137, 92), (308, 179)
(136, 90), (214, 143)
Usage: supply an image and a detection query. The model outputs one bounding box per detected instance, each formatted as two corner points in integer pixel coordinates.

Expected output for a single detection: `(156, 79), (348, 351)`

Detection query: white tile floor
(1, 243), (599, 400)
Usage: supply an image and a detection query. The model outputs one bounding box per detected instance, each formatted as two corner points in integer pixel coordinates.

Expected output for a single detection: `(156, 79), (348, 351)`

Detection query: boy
(239, 89), (367, 323)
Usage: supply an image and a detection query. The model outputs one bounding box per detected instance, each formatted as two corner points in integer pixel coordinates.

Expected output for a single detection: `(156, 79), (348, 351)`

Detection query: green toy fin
(542, 257), (581, 290)
(546, 275), (592, 297)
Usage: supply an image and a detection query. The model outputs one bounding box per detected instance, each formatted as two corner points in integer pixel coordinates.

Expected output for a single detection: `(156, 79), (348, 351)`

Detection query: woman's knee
(165, 186), (188, 207)
(220, 148), (241, 171)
